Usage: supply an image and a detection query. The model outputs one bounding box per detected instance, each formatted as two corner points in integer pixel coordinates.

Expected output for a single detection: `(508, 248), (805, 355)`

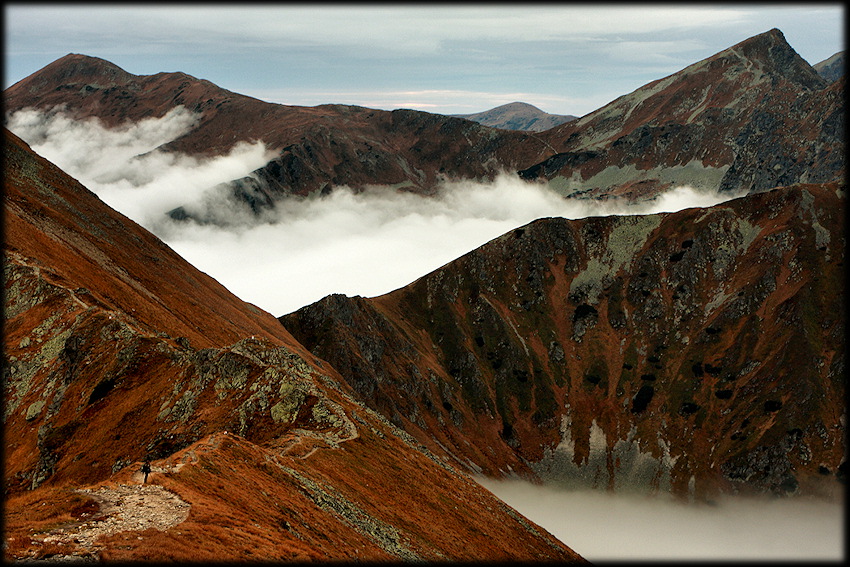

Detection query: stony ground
(31, 483), (190, 560)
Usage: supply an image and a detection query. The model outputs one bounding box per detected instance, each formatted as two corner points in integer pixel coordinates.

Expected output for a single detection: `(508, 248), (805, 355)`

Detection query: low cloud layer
(6, 106), (276, 227)
(8, 107), (735, 316)
(477, 478), (844, 561)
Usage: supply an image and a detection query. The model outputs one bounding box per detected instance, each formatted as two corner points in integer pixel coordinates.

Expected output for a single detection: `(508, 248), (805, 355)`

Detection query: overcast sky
(4, 4), (845, 116)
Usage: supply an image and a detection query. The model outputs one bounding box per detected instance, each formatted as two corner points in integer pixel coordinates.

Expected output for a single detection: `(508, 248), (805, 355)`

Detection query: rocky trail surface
(30, 484), (190, 560)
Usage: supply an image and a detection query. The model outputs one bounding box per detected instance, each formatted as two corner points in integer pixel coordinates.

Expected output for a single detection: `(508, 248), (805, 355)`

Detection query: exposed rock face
(3, 129), (585, 562)
(521, 29), (844, 200)
(453, 102), (578, 132)
(282, 181), (846, 501)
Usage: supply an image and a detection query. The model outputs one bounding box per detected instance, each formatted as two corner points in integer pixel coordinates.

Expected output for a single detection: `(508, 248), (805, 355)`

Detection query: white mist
(477, 477), (845, 561)
(6, 108), (737, 316)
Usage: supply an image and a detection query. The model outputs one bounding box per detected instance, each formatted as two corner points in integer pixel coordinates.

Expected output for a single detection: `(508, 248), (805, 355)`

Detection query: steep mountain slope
(2, 129), (584, 562)
(453, 102), (577, 132)
(522, 29), (843, 200)
(4, 54), (553, 206)
(814, 51), (845, 82)
(281, 181), (846, 501)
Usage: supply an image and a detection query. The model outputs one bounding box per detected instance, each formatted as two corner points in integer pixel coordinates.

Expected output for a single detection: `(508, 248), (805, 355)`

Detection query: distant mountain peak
(814, 51), (845, 82)
(453, 102), (577, 132)
(490, 101), (543, 111)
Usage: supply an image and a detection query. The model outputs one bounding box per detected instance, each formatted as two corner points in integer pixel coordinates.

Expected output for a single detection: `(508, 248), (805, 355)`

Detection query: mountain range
(281, 179), (845, 499)
(3, 27), (845, 561)
(5, 29), (843, 222)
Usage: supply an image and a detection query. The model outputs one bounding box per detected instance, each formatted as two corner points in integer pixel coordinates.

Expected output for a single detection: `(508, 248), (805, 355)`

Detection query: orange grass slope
(2, 128), (586, 562)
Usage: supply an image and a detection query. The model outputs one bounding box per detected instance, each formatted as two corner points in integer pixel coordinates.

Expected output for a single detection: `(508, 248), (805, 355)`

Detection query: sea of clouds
(6, 106), (844, 561)
(6, 106), (734, 316)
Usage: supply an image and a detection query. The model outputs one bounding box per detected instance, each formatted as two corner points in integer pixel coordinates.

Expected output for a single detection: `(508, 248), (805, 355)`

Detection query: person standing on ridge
(141, 461), (152, 484)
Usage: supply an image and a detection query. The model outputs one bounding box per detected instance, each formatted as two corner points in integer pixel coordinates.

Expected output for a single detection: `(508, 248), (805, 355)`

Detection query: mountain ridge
(814, 51), (845, 82)
(5, 28), (842, 218)
(281, 180), (846, 500)
(521, 28), (842, 199)
(4, 54), (552, 204)
(2, 26), (845, 560)
(3, 128), (585, 562)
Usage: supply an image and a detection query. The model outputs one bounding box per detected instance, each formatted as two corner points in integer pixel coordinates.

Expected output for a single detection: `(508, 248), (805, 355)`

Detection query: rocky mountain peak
(518, 27), (840, 200)
(814, 51), (845, 82)
(570, 27), (823, 136)
(714, 27), (826, 89)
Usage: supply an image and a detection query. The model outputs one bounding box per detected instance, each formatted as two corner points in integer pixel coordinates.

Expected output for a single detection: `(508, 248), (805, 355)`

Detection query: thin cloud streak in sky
(9, 107), (735, 316)
(6, 6), (753, 56)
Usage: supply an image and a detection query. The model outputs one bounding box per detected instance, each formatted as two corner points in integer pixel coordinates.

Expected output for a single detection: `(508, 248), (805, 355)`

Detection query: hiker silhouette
(141, 461), (152, 483)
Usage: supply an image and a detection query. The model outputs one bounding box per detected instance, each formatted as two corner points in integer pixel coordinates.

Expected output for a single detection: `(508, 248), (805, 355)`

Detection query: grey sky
(4, 4), (844, 116)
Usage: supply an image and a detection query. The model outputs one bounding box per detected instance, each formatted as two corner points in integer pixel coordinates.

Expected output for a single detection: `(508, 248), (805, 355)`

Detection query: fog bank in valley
(8, 107), (735, 317)
(477, 478), (844, 561)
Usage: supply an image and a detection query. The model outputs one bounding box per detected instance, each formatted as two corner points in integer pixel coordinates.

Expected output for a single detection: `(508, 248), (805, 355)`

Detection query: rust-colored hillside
(4, 25), (845, 562)
(3, 129), (585, 562)
(3, 53), (552, 202)
(282, 181), (846, 501)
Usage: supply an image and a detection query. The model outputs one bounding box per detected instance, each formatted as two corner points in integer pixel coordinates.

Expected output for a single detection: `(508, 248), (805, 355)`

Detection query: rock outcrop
(521, 29), (844, 200)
